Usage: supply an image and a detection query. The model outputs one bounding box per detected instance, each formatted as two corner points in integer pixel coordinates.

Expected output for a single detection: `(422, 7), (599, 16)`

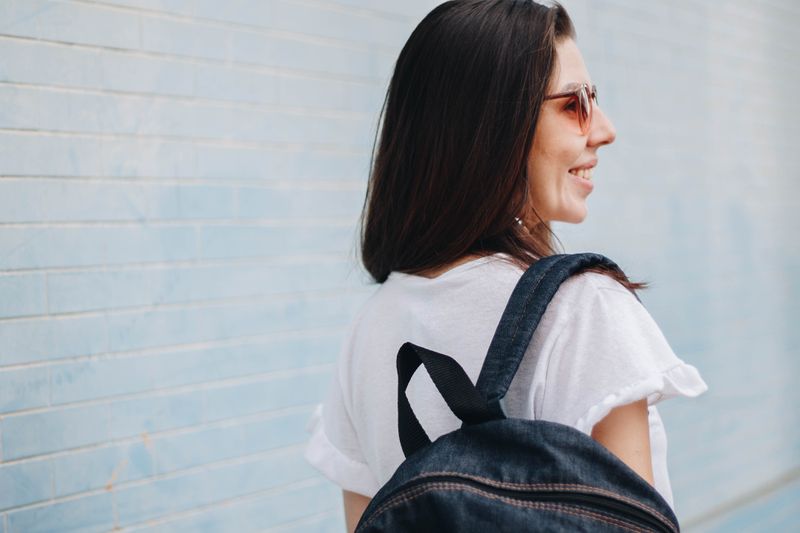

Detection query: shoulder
(565, 269), (632, 293)
(551, 270), (639, 312)
(537, 270), (657, 360)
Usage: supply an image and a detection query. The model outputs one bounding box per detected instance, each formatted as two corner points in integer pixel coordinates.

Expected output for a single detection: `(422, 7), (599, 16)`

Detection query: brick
(153, 409), (309, 474)
(0, 84), (374, 147)
(0, 85), (41, 129)
(100, 0), (270, 30)
(47, 268), (152, 314)
(50, 334), (339, 404)
(114, 447), (314, 527)
(1, 403), (110, 460)
(0, 314), (109, 366)
(193, 145), (368, 181)
(107, 392), (204, 441)
(230, 29), (388, 79)
(100, 137), (197, 178)
(0, 366), (49, 414)
(194, 63), (279, 104)
(140, 15), (229, 62)
(315, 0), (431, 18)
(198, 225), (355, 260)
(141, 479), (339, 532)
(98, 49), (196, 96)
(0, 179), (151, 223)
(6, 492), (113, 533)
(0, 226), (197, 270)
(51, 441), (155, 498)
(0, 132), (104, 177)
(0, 272), (46, 318)
(46, 259), (356, 313)
(267, 511), (344, 533)
(0, 460), (52, 511)
(32, 0), (140, 49)
(277, 73), (380, 113)
(271, 0), (410, 48)
(203, 369), (332, 422)
(0, 38), (170, 97)
(237, 186), (365, 219)
(0, 1), (50, 42)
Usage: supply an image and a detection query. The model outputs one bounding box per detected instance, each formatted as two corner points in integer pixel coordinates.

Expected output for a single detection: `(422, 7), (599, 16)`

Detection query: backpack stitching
(482, 255), (561, 402)
(364, 485), (642, 532)
(360, 482), (647, 532)
(494, 256), (563, 405)
(505, 255), (562, 357)
(416, 471), (674, 527)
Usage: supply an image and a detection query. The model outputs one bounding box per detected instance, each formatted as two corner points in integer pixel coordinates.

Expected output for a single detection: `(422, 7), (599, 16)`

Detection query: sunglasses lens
(578, 86), (591, 133)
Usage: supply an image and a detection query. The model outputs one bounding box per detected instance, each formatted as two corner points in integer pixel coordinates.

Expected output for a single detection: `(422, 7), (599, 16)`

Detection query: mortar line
(116, 476), (329, 531)
(0, 33), (384, 86)
(0, 127), (372, 152)
(0, 80), (375, 119)
(68, 0), (408, 51)
(0, 251), (356, 275)
(0, 403), (321, 468)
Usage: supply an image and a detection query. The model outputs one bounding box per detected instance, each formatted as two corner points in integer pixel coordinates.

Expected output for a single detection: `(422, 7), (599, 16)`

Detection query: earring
(514, 216), (531, 235)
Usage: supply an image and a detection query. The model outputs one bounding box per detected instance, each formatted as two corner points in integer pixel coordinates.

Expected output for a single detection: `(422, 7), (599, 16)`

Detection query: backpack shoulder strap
(474, 252), (629, 417)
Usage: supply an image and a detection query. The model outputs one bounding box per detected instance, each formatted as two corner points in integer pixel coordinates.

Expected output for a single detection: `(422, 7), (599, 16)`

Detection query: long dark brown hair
(359, 0), (647, 294)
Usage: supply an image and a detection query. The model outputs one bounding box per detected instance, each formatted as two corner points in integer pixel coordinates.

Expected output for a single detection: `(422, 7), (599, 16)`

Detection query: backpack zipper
(383, 474), (677, 533)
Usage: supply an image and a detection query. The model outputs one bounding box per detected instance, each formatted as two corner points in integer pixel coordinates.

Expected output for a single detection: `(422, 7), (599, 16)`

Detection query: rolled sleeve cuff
(574, 362), (708, 435)
(304, 404), (380, 497)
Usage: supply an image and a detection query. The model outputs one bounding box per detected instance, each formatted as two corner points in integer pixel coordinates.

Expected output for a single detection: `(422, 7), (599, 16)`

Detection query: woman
(305, 1), (708, 531)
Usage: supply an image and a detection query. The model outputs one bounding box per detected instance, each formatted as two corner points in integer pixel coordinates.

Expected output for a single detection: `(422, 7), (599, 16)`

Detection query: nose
(588, 104), (616, 147)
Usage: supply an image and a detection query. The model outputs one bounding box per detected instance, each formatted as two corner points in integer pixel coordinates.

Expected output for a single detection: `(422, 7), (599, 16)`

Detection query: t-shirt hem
(304, 404), (380, 497)
(574, 362), (709, 435)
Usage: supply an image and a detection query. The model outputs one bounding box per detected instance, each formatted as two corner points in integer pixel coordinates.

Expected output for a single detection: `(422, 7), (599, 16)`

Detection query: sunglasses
(543, 83), (598, 135)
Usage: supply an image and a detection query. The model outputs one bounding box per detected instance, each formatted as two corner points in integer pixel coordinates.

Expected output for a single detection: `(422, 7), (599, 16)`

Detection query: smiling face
(525, 38), (616, 225)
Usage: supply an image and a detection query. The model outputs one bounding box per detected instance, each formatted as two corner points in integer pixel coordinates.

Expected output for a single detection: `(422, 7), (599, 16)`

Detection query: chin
(555, 210), (588, 224)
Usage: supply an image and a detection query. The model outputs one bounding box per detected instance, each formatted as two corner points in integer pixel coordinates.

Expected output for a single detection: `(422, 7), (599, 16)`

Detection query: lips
(568, 158), (597, 181)
(569, 158), (597, 171)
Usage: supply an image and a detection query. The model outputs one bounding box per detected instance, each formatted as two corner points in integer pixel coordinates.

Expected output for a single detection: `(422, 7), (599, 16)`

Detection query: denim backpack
(355, 253), (680, 532)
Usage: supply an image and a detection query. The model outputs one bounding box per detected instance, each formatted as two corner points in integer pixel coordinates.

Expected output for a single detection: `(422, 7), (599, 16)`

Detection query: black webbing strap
(396, 342), (497, 458)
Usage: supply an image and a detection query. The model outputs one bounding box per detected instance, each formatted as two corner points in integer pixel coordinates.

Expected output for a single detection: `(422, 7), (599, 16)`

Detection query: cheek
(529, 123), (578, 170)
(525, 150), (557, 215)
(548, 136), (583, 170)
(534, 112), (585, 168)
(527, 139), (569, 186)
(526, 115), (583, 198)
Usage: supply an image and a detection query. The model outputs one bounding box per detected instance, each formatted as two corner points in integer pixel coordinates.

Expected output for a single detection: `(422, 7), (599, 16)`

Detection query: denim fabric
(357, 419), (679, 532)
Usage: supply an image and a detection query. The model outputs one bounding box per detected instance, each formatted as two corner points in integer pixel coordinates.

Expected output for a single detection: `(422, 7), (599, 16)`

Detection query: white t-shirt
(304, 253), (708, 509)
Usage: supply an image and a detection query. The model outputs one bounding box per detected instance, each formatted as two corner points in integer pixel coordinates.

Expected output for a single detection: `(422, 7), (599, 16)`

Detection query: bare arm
(590, 399), (655, 486)
(343, 490), (371, 533)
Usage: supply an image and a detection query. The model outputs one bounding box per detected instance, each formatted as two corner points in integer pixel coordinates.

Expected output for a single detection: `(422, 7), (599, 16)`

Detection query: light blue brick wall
(0, 0), (433, 530)
(0, 0), (796, 531)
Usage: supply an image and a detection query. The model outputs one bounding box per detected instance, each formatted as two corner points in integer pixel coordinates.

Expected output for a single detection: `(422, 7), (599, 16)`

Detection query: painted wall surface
(0, 0), (796, 531)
